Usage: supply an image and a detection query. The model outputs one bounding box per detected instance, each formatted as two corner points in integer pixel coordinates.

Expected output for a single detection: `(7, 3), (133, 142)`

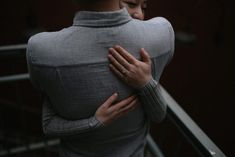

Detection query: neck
(79, 0), (120, 12)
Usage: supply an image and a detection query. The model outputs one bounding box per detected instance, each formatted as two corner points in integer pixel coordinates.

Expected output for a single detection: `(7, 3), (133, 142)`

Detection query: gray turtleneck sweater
(27, 8), (174, 157)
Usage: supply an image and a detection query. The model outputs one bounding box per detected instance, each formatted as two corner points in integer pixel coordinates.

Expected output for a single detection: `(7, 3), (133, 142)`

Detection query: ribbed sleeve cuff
(135, 77), (167, 123)
(136, 77), (158, 93)
(88, 116), (104, 129)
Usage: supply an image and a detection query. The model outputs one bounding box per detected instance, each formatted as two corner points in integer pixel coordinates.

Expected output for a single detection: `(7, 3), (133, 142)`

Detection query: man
(27, 0), (174, 156)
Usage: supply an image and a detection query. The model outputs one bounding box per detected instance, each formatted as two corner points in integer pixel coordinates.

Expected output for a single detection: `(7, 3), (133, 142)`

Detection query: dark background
(0, 0), (234, 156)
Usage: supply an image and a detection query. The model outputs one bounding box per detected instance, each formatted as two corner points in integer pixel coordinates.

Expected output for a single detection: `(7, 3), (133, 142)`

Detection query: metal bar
(0, 44), (27, 52)
(159, 84), (226, 157)
(0, 73), (29, 83)
(146, 134), (164, 157)
(0, 139), (60, 156)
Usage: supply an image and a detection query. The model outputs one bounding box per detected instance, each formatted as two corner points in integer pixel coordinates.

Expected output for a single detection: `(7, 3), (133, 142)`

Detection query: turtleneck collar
(73, 8), (132, 27)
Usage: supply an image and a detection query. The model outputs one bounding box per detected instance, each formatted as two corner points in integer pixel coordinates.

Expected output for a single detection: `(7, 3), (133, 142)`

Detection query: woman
(120, 0), (147, 20)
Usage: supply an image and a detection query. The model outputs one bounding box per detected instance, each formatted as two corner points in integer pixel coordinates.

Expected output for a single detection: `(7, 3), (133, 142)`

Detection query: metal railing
(0, 139), (60, 156)
(0, 44), (27, 52)
(0, 73), (29, 83)
(159, 85), (226, 157)
(0, 44), (227, 157)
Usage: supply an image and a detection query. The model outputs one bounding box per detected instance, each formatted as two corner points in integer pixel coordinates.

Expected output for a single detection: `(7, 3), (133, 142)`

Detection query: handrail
(0, 44), (27, 52)
(159, 85), (226, 157)
(0, 73), (29, 83)
(146, 134), (164, 157)
(0, 139), (60, 156)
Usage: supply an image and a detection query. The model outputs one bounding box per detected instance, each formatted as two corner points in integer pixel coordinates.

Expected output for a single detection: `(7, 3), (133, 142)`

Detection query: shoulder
(130, 17), (174, 43)
(132, 17), (174, 58)
(26, 32), (53, 65)
(147, 17), (172, 26)
(146, 17), (174, 38)
(26, 27), (75, 64)
(27, 32), (51, 51)
(27, 26), (76, 49)
(147, 17), (175, 59)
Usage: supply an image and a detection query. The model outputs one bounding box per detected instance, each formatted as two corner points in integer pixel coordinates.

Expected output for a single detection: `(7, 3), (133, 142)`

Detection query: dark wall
(0, 0), (76, 45)
(146, 0), (234, 156)
(0, 0), (234, 156)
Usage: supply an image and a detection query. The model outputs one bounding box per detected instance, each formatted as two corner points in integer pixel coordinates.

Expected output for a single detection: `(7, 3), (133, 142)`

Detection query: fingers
(102, 93), (118, 108)
(108, 46), (138, 80)
(109, 48), (131, 70)
(111, 97), (139, 119)
(109, 95), (136, 112)
(118, 98), (138, 113)
(140, 48), (151, 65)
(97, 95), (139, 126)
(108, 53), (128, 75)
(115, 100), (138, 119)
(109, 64), (126, 80)
(113, 45), (136, 64)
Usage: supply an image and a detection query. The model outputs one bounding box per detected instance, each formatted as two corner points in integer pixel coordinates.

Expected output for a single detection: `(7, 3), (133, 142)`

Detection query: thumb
(140, 48), (151, 64)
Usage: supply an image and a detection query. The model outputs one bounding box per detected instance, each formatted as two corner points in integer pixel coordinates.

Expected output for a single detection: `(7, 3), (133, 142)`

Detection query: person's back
(27, 7), (174, 157)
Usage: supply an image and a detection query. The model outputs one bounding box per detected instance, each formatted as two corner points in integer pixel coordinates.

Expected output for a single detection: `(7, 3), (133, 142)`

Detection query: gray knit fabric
(27, 8), (174, 157)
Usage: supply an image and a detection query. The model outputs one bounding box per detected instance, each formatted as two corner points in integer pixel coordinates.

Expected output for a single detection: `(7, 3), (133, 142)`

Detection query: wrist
(136, 76), (154, 89)
(88, 116), (105, 129)
(136, 77), (158, 92)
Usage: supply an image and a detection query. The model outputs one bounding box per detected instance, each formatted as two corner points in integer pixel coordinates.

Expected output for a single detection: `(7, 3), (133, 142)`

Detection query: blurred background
(0, 0), (234, 156)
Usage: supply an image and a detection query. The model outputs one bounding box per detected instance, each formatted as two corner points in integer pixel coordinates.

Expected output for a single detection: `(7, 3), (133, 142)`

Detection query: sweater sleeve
(136, 78), (167, 123)
(136, 18), (174, 123)
(42, 96), (104, 138)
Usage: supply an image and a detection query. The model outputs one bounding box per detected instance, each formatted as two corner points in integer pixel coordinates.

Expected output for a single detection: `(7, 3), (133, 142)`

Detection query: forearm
(42, 99), (104, 138)
(136, 77), (167, 123)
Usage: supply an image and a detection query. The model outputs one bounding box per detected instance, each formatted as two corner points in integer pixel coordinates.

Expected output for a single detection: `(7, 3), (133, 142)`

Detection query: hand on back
(95, 93), (139, 126)
(108, 45), (152, 88)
